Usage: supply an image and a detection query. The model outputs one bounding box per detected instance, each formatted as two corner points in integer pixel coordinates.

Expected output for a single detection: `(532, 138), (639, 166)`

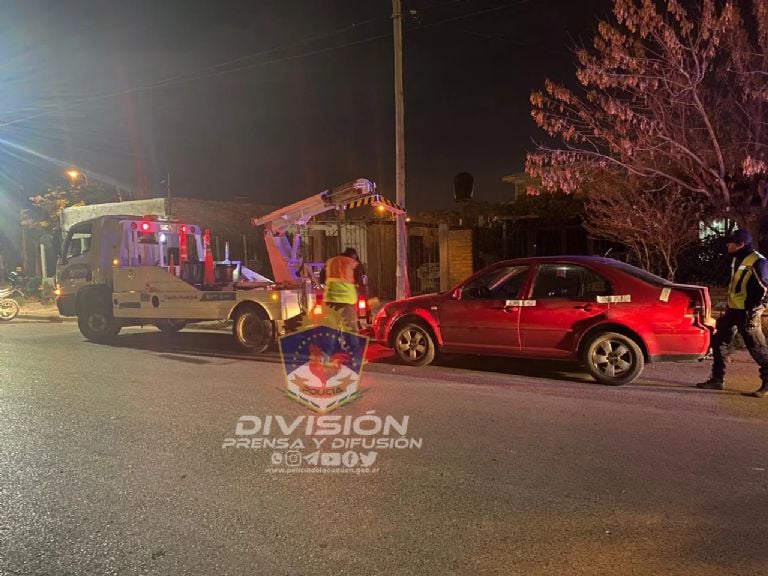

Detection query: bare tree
(582, 173), (705, 279)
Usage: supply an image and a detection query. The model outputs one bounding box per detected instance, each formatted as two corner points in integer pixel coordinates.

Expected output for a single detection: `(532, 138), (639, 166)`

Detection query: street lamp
(65, 168), (87, 185)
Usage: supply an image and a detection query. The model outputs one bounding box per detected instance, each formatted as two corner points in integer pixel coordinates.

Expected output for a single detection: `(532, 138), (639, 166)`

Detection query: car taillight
(358, 299), (367, 310)
(313, 304), (323, 316)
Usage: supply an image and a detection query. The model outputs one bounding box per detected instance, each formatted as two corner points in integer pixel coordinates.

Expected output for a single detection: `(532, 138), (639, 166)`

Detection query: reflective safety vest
(324, 255), (358, 305)
(728, 251), (767, 309)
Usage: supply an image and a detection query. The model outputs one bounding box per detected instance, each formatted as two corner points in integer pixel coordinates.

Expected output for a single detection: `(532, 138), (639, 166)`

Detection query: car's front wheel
(582, 331), (644, 386)
(393, 322), (436, 367)
(78, 298), (121, 343)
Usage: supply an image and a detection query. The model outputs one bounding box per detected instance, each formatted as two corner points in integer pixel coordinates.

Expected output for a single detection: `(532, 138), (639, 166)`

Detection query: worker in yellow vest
(698, 229), (768, 397)
(322, 247), (364, 333)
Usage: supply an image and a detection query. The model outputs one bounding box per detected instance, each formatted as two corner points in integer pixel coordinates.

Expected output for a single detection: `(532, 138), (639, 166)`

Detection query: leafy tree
(527, 0), (768, 241)
(21, 183), (120, 230)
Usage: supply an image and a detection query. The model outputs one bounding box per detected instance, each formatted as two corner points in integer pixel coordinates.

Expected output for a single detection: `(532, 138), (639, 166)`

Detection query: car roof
(491, 255), (619, 266)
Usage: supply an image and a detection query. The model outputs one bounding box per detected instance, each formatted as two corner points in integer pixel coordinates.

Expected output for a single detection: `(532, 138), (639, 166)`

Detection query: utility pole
(166, 172), (172, 217)
(392, 0), (410, 299)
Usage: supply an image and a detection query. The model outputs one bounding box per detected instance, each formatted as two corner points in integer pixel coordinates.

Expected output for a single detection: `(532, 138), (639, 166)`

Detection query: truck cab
(57, 215), (139, 317)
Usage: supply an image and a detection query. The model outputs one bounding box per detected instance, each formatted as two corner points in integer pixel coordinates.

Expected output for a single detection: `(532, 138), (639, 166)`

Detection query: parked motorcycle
(0, 272), (24, 321)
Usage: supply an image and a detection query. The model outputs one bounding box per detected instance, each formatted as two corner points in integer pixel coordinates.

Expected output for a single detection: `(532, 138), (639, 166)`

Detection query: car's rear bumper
(648, 327), (710, 361)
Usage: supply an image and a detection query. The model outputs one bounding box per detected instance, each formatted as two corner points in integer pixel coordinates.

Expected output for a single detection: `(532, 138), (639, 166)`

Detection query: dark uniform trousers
(712, 307), (768, 383)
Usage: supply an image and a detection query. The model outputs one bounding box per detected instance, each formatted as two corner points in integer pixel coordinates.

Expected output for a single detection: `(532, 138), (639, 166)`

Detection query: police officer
(698, 229), (768, 397)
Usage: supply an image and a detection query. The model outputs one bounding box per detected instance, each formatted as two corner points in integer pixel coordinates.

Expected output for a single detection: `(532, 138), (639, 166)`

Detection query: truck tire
(233, 307), (272, 354)
(155, 319), (187, 333)
(78, 296), (120, 343)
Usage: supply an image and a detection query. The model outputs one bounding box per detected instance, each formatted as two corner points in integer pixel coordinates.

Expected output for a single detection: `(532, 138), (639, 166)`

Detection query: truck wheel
(393, 322), (436, 367)
(78, 298), (120, 342)
(155, 319), (187, 333)
(233, 308), (272, 353)
(0, 299), (20, 321)
(582, 331), (644, 386)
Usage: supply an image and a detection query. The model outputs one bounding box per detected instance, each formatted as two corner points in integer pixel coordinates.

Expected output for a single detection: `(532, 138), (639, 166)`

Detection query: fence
(473, 218), (621, 266)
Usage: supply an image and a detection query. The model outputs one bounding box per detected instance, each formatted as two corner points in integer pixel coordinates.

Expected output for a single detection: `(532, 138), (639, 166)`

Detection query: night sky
(0, 0), (614, 216)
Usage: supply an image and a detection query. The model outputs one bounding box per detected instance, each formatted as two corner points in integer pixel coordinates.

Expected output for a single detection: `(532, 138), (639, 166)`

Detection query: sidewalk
(16, 301), (72, 322)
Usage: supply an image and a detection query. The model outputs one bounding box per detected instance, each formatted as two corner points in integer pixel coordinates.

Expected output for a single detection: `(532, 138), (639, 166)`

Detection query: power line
(0, 1), (530, 127)
(409, 0), (530, 32)
(0, 15), (390, 127)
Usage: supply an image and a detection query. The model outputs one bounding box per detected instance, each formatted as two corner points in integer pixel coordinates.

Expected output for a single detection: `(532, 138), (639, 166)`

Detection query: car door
(518, 263), (612, 358)
(438, 265), (531, 353)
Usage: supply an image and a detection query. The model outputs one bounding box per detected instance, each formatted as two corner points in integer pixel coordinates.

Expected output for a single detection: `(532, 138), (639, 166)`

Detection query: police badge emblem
(278, 307), (368, 413)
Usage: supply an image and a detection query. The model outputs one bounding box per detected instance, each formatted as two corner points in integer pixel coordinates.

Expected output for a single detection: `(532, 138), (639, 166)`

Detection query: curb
(17, 315), (75, 323)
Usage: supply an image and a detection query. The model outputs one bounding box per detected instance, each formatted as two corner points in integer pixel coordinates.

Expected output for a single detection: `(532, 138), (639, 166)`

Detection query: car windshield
(604, 260), (672, 286)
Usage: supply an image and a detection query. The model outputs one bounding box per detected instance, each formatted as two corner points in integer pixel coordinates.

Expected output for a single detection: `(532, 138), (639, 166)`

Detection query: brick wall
(447, 228), (474, 287)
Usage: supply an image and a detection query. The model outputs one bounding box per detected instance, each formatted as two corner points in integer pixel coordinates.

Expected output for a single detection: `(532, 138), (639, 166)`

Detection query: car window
(604, 260), (672, 286)
(462, 265), (530, 300)
(531, 264), (612, 299)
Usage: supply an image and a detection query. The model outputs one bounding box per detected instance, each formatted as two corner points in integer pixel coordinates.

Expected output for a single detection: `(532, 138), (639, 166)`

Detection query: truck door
(57, 222), (94, 292)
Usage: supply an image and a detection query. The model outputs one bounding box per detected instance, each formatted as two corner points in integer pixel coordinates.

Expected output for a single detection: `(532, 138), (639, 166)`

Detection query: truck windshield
(63, 224), (92, 260)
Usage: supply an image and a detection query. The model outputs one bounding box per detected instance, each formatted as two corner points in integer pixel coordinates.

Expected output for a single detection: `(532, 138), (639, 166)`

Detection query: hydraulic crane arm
(251, 178), (376, 234)
(251, 178), (405, 284)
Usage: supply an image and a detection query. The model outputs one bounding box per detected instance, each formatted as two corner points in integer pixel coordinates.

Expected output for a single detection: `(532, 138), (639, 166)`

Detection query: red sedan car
(373, 256), (712, 385)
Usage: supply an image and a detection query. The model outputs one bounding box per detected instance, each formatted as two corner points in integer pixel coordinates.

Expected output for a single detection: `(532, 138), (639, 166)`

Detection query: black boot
(697, 377), (725, 390)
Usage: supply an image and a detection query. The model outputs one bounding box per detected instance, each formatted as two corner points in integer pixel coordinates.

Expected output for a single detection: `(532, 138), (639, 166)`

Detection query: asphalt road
(1, 321), (767, 576)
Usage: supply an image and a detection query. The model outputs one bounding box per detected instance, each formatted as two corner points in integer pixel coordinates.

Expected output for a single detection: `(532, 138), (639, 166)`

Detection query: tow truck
(56, 178), (404, 352)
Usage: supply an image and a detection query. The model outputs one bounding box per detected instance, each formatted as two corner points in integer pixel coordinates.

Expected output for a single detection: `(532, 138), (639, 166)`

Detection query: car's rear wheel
(582, 332), (644, 386)
(233, 307), (272, 353)
(393, 322), (436, 367)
